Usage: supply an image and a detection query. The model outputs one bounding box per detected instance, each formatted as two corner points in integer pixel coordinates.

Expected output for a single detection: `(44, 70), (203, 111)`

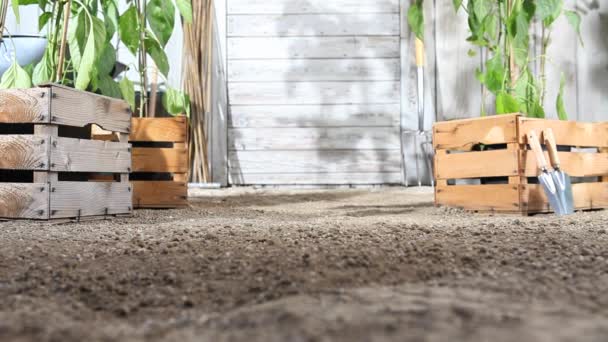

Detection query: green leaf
(0, 61), (32, 89)
(145, 31), (170, 77)
(98, 75), (122, 99)
(453, 0), (463, 12)
(564, 10), (583, 46)
(38, 11), (52, 31)
(68, 11), (87, 71)
(481, 53), (506, 94)
(74, 16), (106, 90)
(175, 0), (193, 24)
(556, 73), (568, 121)
(32, 48), (53, 85)
(97, 42), (117, 77)
(163, 87), (190, 117)
(537, 0), (562, 27)
(11, 0), (19, 24)
(147, 0), (175, 47)
(119, 5), (140, 55)
(102, 0), (119, 39)
(407, 0), (424, 41)
(496, 92), (520, 114)
(119, 78), (135, 110)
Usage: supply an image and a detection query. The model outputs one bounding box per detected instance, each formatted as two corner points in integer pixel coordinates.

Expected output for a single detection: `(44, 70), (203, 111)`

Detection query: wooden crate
(129, 117), (188, 208)
(434, 114), (608, 215)
(0, 84), (132, 220)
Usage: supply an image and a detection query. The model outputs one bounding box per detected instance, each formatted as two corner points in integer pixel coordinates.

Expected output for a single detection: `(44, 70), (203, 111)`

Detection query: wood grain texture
(523, 151), (608, 178)
(518, 118), (608, 147)
(132, 181), (187, 208)
(435, 149), (519, 180)
(433, 114), (519, 151)
(132, 147), (189, 173)
(130, 117), (188, 143)
(228, 37), (400, 59)
(48, 85), (131, 133)
(228, 59), (400, 82)
(229, 104), (400, 128)
(0, 88), (50, 123)
(228, 14), (399, 37)
(229, 172), (403, 185)
(50, 182), (132, 219)
(228, 81), (400, 105)
(230, 150), (401, 173)
(229, 127), (400, 150)
(435, 184), (521, 212)
(0, 135), (49, 170)
(0, 183), (49, 219)
(50, 137), (131, 173)
(227, 0), (399, 14)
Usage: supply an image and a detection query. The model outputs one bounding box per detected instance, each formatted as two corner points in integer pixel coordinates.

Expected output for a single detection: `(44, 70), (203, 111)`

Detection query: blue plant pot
(0, 35), (47, 76)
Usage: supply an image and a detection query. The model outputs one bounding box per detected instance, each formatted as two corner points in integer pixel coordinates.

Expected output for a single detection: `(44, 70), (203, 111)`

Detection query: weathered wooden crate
(0, 84), (132, 220)
(434, 114), (608, 215)
(129, 117), (188, 208)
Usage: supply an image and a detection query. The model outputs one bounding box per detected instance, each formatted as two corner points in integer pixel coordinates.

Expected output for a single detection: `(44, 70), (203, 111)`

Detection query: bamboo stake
(0, 0), (10, 42)
(149, 63), (159, 117)
(56, 0), (72, 83)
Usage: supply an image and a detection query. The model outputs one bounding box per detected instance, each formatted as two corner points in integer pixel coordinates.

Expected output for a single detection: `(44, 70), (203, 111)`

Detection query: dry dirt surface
(1, 187), (608, 342)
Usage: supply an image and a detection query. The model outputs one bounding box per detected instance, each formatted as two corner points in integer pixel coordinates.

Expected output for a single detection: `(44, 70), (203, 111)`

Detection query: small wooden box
(0, 84), (132, 220)
(433, 114), (608, 215)
(130, 117), (188, 208)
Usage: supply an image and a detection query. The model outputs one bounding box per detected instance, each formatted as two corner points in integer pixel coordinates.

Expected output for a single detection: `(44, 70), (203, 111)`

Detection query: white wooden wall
(226, 0), (403, 185)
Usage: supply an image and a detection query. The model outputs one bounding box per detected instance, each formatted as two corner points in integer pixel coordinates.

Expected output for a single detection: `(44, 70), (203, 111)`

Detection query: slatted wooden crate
(0, 84), (132, 220)
(130, 117), (188, 208)
(434, 114), (608, 215)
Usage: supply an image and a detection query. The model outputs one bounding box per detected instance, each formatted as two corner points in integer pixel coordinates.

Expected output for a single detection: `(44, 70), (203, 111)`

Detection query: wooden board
(228, 81), (400, 105)
(51, 137), (131, 173)
(0, 88), (50, 123)
(525, 183), (608, 213)
(227, 0), (400, 14)
(518, 118), (608, 147)
(48, 85), (131, 133)
(0, 135), (49, 170)
(227, 37), (400, 59)
(227, 14), (399, 37)
(130, 117), (188, 143)
(0, 183), (49, 219)
(523, 151), (608, 178)
(132, 147), (189, 173)
(228, 59), (400, 82)
(435, 149), (519, 180)
(132, 181), (187, 208)
(433, 114), (519, 151)
(50, 182), (132, 219)
(229, 172), (403, 185)
(435, 184), (522, 212)
(229, 127), (400, 150)
(229, 150), (401, 173)
(229, 104), (400, 128)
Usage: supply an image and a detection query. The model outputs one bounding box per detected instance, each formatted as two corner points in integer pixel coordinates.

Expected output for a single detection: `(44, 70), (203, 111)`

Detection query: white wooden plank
(229, 104), (400, 127)
(228, 59), (400, 82)
(0, 183), (49, 219)
(228, 81), (400, 105)
(51, 138), (131, 173)
(50, 182), (132, 219)
(434, 3), (482, 120)
(227, 37), (400, 59)
(229, 127), (400, 150)
(577, 5), (608, 123)
(227, 14), (399, 37)
(229, 172), (403, 185)
(227, 0), (399, 14)
(229, 150), (401, 173)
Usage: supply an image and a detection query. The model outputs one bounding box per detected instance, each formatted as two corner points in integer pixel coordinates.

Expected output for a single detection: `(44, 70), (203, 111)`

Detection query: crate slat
(0, 88), (50, 123)
(518, 118), (608, 148)
(0, 135), (49, 170)
(435, 184), (521, 212)
(130, 117), (188, 143)
(0, 183), (49, 219)
(132, 181), (187, 208)
(433, 114), (518, 151)
(525, 183), (608, 212)
(51, 137), (131, 173)
(435, 149), (519, 180)
(50, 182), (132, 219)
(523, 151), (608, 178)
(132, 147), (188, 173)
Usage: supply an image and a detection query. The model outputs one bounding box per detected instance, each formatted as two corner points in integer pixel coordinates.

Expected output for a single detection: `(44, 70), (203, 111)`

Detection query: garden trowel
(528, 130), (564, 214)
(543, 128), (574, 215)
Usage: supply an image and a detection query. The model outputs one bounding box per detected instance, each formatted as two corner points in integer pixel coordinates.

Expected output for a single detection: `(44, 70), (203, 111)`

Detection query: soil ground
(1, 187), (607, 342)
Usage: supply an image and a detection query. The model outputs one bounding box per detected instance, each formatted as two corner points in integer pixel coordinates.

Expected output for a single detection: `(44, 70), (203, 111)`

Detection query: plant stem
(56, 0), (72, 83)
(539, 26), (550, 105)
(506, 0), (518, 90)
(136, 0), (148, 118)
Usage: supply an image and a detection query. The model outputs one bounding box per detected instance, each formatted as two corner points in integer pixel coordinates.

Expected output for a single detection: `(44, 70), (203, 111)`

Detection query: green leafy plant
(4, 0), (191, 117)
(407, 0), (583, 119)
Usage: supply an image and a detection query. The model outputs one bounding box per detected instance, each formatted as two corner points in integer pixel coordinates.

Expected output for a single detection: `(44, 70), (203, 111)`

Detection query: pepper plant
(2, 0), (192, 118)
(408, 0), (583, 119)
